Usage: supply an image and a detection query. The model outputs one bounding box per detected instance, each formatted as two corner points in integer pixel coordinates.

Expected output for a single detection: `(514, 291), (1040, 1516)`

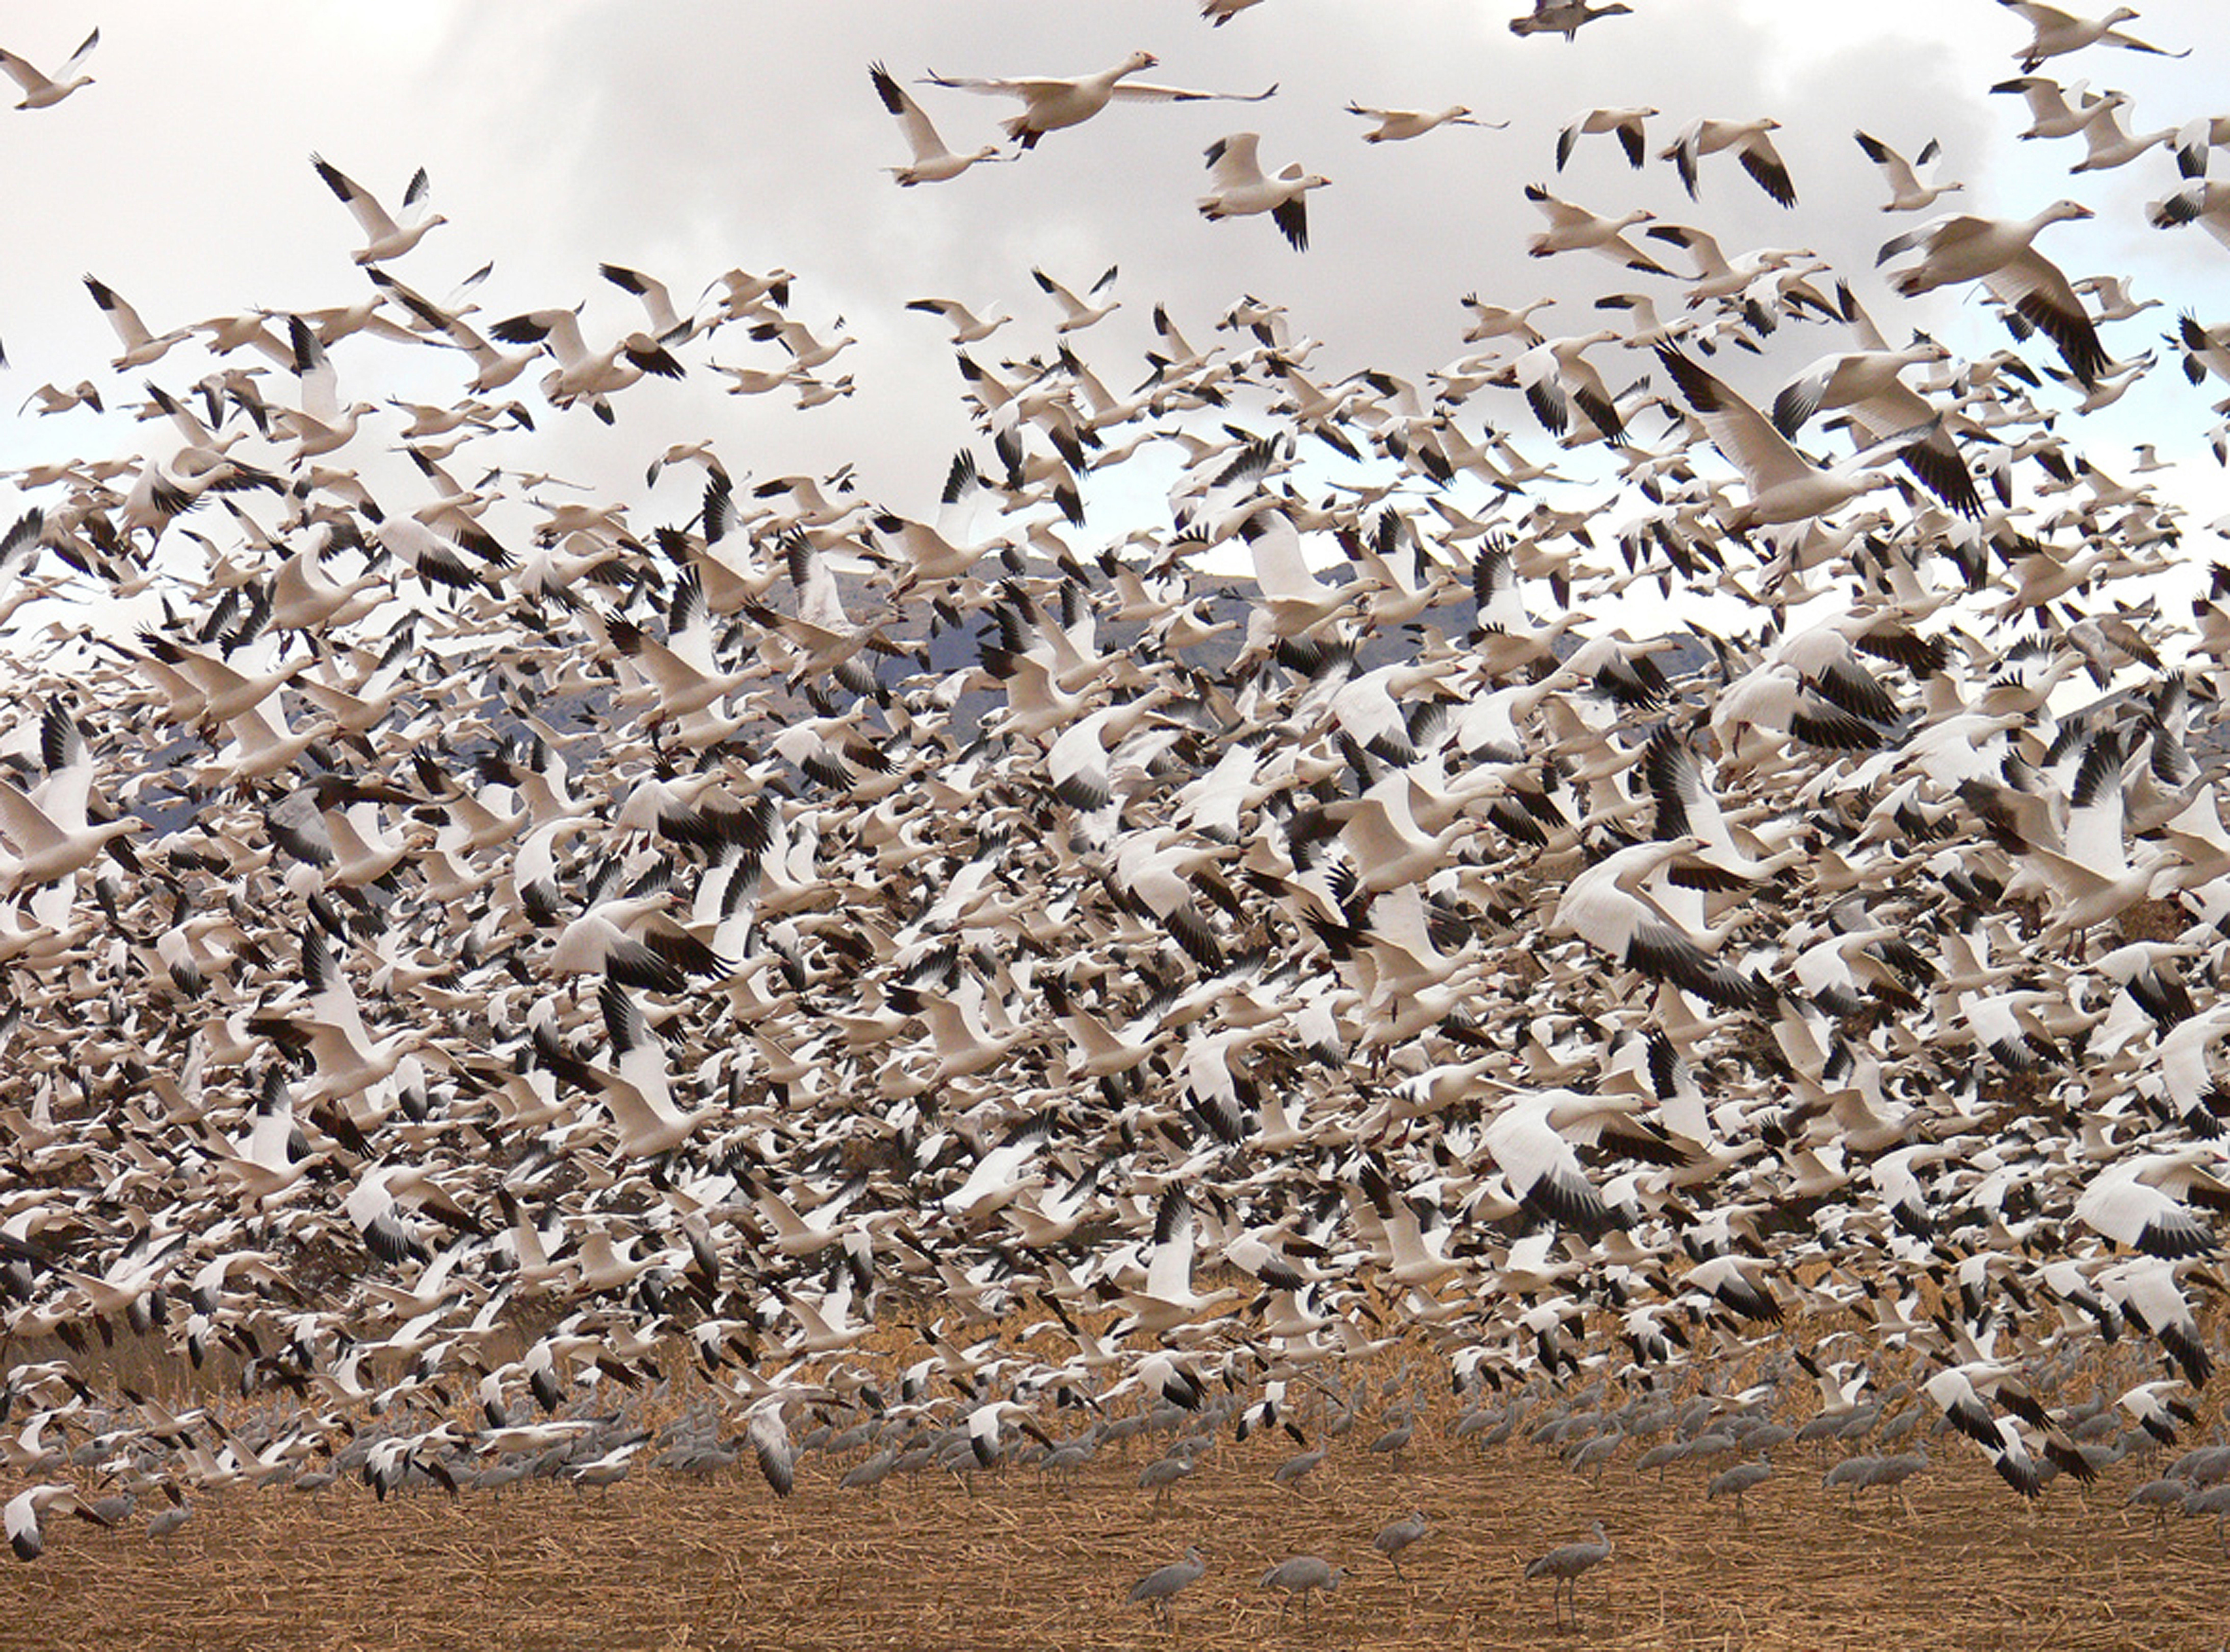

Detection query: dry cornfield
(7, 1404), (2227, 1652)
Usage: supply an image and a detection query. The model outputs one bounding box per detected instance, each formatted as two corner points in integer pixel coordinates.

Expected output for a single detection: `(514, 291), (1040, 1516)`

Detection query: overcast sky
(3, 0), (2225, 543)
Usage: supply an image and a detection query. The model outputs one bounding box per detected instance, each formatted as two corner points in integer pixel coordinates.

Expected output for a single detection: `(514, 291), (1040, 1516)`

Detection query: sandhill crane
(1129, 1546), (1208, 1627)
(1374, 1509), (1433, 1577)
(1524, 1522), (1613, 1631)
(1261, 1555), (1344, 1620)
(1707, 1459), (1774, 1521)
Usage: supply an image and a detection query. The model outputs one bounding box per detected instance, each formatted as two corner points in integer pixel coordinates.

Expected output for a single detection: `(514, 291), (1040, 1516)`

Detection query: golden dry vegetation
(7, 1378), (2227, 1652)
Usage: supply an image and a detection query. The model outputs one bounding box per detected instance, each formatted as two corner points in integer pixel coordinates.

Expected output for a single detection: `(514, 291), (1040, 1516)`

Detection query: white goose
(1854, 131), (1964, 212)
(1876, 200), (2105, 386)
(0, 26), (95, 110)
(1032, 264), (1120, 332)
(82, 275), (191, 369)
(1513, 328), (1629, 447)
(309, 153), (447, 264)
(1999, 2), (2189, 70)
(1198, 133), (1329, 251)
(1557, 107), (1654, 170)
(1345, 102), (1504, 142)
(903, 296), (1013, 343)
(2066, 90), (2176, 172)
(1523, 185), (1664, 272)
(1990, 73), (2106, 140)
(7, 1484), (112, 1561)
(868, 61), (1004, 184)
(1661, 116), (1796, 207)
(1657, 347), (1907, 531)
(920, 51), (1276, 150)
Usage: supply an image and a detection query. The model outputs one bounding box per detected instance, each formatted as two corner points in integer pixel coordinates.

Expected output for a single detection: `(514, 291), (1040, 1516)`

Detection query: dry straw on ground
(7, 1396), (2226, 1652)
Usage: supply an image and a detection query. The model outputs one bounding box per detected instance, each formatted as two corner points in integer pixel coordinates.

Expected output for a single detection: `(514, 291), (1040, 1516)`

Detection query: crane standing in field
(1524, 1522), (1613, 1631)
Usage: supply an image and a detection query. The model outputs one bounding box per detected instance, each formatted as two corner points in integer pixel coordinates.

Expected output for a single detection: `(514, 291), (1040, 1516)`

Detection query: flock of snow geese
(7, 0), (2230, 1623)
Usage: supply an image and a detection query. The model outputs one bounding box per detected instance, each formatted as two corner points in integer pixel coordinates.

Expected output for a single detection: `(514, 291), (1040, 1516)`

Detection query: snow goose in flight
(2065, 90), (2175, 171)
(532, 979), (714, 1158)
(1523, 185), (1664, 272)
(253, 925), (443, 1110)
(599, 262), (699, 344)
(1198, 133), (1328, 250)
(0, 725), (143, 895)
(1557, 105), (1654, 170)
(546, 855), (726, 991)
(309, 154), (446, 264)
(1510, 0), (1634, 39)
(920, 51), (1276, 149)
(904, 296), (1012, 343)
(1656, 347), (1909, 532)
(868, 61), (1005, 184)
(1990, 73), (2108, 140)
(1998, 3), (2188, 70)
(1032, 263), (1120, 331)
(1459, 293), (1555, 347)
(1479, 1087), (1671, 1239)
(1514, 328), (1628, 446)
(2174, 114), (2230, 177)
(1854, 131), (1964, 212)
(1114, 1187), (1242, 1336)
(369, 270), (538, 392)
(490, 306), (685, 421)
(82, 275), (191, 369)
(1770, 336), (1981, 517)
(6, 1484), (113, 1561)
(1550, 834), (1775, 1008)
(1, 28), (95, 110)
(604, 567), (761, 723)
(1237, 505), (1359, 635)
(275, 317), (374, 461)
(2094, 1256), (2213, 1387)
(1661, 117), (1796, 207)
(747, 312), (852, 373)
(2074, 1157), (2219, 1258)
(2147, 180), (2230, 250)
(1345, 102), (1504, 142)
(1880, 201), (2105, 381)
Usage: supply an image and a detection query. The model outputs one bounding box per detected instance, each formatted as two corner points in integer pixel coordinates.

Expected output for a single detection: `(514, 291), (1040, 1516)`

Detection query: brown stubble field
(6, 1396), (2227, 1652)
